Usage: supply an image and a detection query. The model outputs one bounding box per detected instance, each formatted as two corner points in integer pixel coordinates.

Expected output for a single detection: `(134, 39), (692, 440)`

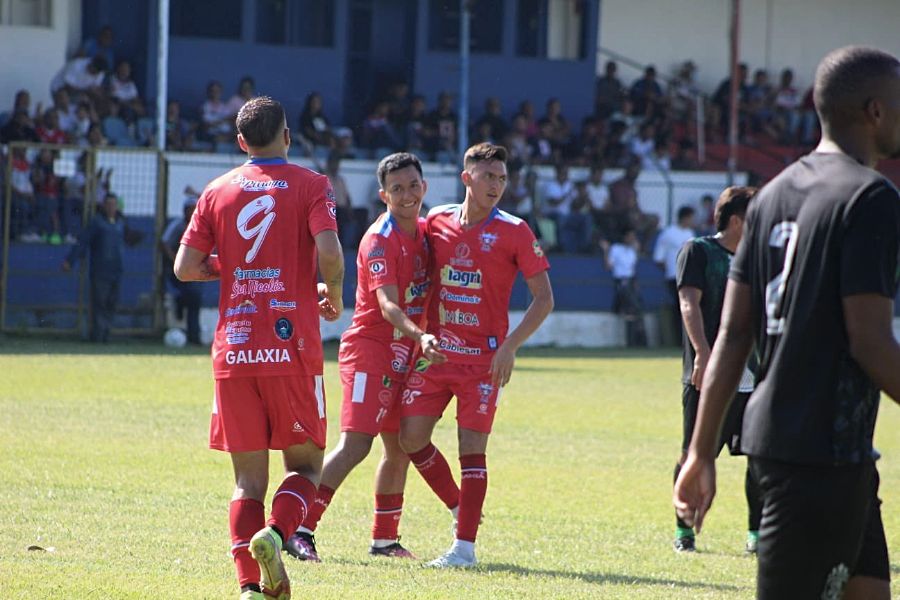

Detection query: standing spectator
(362, 102), (403, 152)
(562, 180), (593, 253)
(654, 205), (696, 344)
(426, 92), (457, 162)
(62, 192), (126, 343)
(160, 194), (203, 345)
(604, 162), (659, 248)
(773, 68), (802, 143)
(50, 56), (108, 100)
(668, 61), (698, 123)
(298, 92), (333, 151)
(600, 229), (646, 346)
(542, 163), (575, 232)
(226, 76), (256, 117)
(610, 98), (640, 142)
(746, 69), (775, 137)
(322, 151), (356, 248)
(10, 148), (39, 242)
(586, 163), (609, 238)
(474, 97), (508, 141)
(630, 66), (664, 119)
(201, 81), (233, 144)
(36, 109), (68, 144)
(85, 123), (108, 148)
(595, 60), (624, 119)
(32, 149), (64, 244)
(81, 25), (115, 69)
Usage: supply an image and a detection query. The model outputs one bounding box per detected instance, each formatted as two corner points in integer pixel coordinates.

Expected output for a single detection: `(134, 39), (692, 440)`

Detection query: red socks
(456, 454), (487, 543)
(267, 474), (317, 540)
(372, 493), (404, 540)
(408, 443), (460, 510)
(230, 498), (264, 588)
(300, 484), (335, 532)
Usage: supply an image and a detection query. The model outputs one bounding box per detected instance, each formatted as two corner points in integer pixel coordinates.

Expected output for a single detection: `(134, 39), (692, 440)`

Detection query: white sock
(297, 526), (314, 535)
(451, 539), (475, 558)
(371, 538), (398, 549)
(450, 505), (460, 520)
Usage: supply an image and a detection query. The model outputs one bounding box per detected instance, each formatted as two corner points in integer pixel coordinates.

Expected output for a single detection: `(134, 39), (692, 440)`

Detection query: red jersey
(425, 204), (549, 365)
(181, 157), (337, 379)
(339, 213), (430, 377)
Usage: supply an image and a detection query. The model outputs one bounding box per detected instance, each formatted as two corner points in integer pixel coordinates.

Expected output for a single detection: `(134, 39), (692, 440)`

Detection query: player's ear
(421, 178), (428, 195)
(283, 127), (291, 146)
(236, 134), (248, 153)
(460, 169), (472, 187)
(378, 188), (388, 205)
(864, 97), (882, 124)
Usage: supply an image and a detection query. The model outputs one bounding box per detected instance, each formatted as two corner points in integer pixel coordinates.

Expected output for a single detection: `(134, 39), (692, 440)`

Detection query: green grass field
(1, 338), (898, 599)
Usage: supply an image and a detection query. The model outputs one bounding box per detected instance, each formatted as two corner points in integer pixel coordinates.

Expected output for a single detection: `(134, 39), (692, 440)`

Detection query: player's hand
(419, 333), (448, 365)
(691, 347), (710, 390)
(489, 342), (516, 387)
(673, 453), (717, 534)
(317, 282), (343, 321)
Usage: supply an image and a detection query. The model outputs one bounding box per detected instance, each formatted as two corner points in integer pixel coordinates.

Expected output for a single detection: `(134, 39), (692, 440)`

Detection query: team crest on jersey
(487, 336), (498, 350)
(478, 382), (494, 400)
(369, 259), (387, 277)
(532, 240), (545, 258)
(326, 201), (337, 219)
(480, 232), (499, 252)
(274, 317), (293, 340)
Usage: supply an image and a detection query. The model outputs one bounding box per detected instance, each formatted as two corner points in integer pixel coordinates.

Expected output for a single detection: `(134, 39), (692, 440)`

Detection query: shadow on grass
(480, 562), (742, 591)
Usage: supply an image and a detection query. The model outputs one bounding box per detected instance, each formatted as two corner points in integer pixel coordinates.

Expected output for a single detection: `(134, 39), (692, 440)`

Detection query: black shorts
(750, 458), (889, 599)
(680, 384), (749, 456)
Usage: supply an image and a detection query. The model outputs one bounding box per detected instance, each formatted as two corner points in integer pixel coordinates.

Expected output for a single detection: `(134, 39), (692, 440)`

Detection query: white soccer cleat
(426, 547), (477, 569)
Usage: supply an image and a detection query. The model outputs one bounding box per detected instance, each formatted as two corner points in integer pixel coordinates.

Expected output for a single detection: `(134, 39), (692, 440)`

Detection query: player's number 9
(237, 194), (276, 263)
(765, 221), (799, 335)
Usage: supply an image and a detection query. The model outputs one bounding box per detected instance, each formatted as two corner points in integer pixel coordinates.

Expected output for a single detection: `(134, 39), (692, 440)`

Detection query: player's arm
(173, 245), (220, 281)
(314, 229), (344, 321)
(375, 285), (446, 364)
(679, 286), (709, 388)
(844, 295), (900, 401)
(490, 271), (554, 387)
(674, 279), (754, 532)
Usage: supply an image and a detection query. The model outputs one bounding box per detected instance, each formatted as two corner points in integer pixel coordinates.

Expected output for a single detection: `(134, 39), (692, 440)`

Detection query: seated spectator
(226, 76), (256, 117)
(32, 149), (64, 244)
(36, 109), (68, 144)
(201, 80), (233, 143)
(542, 98), (571, 148)
(471, 121), (496, 145)
(630, 65), (664, 119)
(71, 101), (96, 145)
(80, 25), (115, 69)
(3, 89), (32, 124)
(52, 89), (78, 133)
(746, 69), (775, 137)
(503, 114), (533, 165)
(165, 100), (195, 151)
(498, 166), (532, 221)
(595, 60), (624, 119)
(10, 147), (39, 242)
(529, 119), (558, 165)
(561, 180), (593, 253)
(630, 122), (656, 165)
(646, 139), (672, 173)
(668, 60), (697, 123)
(362, 102), (403, 152)
(585, 163), (609, 237)
(610, 98), (639, 142)
(574, 117), (606, 166)
(712, 62), (749, 137)
(426, 92), (457, 161)
(86, 123), (108, 148)
(0, 109), (39, 144)
(333, 127), (357, 159)
(298, 92), (333, 150)
(51, 56), (108, 100)
(671, 139), (699, 170)
(602, 162), (659, 250)
(773, 68), (802, 144)
(108, 60), (144, 122)
(515, 100), (539, 138)
(474, 97), (508, 141)
(600, 229), (646, 346)
(603, 121), (629, 167)
(385, 81), (411, 132)
(405, 94), (430, 152)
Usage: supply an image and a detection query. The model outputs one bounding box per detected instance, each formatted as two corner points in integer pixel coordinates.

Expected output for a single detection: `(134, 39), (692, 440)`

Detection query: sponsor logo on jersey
(413, 357), (431, 373)
(450, 242), (474, 267)
(224, 300), (257, 317)
(440, 265), (482, 289)
(234, 266), (281, 280)
(404, 280), (430, 303)
(439, 288), (481, 304)
(438, 329), (482, 356)
(406, 307), (424, 316)
(532, 240), (544, 258)
(368, 245), (386, 258)
(274, 317), (293, 340)
(406, 372), (425, 389)
(225, 348), (292, 365)
(378, 389), (393, 406)
(480, 232), (498, 252)
(369, 258), (387, 277)
(292, 422), (304, 433)
(439, 302), (480, 327)
(226, 333), (250, 345)
(269, 299), (297, 312)
(487, 336), (498, 350)
(391, 342), (411, 373)
(231, 173), (288, 191)
(231, 278), (286, 299)
(381, 375), (392, 388)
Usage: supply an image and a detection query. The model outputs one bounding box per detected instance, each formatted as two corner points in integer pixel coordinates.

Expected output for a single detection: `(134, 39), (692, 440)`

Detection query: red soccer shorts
(339, 369), (402, 436)
(399, 362), (502, 433)
(210, 375), (327, 452)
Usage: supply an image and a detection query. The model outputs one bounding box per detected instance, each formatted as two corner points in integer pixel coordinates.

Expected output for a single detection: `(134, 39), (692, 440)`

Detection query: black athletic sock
(241, 583), (262, 593)
(745, 461), (763, 531)
(673, 462), (693, 532)
(270, 525), (285, 543)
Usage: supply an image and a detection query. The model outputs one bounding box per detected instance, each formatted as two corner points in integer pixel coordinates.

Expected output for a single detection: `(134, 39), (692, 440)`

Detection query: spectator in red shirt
(36, 109), (69, 144)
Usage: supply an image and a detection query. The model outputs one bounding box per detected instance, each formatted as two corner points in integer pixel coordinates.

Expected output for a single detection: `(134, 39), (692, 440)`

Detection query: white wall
(599, 0), (900, 96)
(0, 0), (76, 111)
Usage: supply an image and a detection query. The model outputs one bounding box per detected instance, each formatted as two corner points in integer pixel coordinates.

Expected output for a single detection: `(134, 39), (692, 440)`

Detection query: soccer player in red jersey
(399, 143), (554, 567)
(174, 96), (344, 600)
(285, 152), (446, 562)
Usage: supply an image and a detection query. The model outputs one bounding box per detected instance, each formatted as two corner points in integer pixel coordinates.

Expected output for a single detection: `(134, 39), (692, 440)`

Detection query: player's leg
(845, 466), (890, 600)
(720, 391), (760, 553)
(673, 384), (699, 552)
(369, 431), (415, 557)
(744, 462), (763, 554)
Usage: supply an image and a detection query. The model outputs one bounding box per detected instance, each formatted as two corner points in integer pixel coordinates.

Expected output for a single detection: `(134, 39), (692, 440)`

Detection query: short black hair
(90, 56), (108, 72)
(715, 186), (757, 232)
(236, 96), (286, 147)
(676, 205), (696, 222)
(814, 46), (900, 128)
(377, 152), (423, 188)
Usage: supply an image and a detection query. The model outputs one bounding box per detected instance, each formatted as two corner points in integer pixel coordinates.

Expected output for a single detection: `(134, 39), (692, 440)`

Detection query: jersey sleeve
(840, 183), (900, 298)
(180, 188), (215, 254)
(362, 234), (399, 291)
(307, 174), (338, 237)
(676, 240), (706, 290)
(514, 222), (550, 279)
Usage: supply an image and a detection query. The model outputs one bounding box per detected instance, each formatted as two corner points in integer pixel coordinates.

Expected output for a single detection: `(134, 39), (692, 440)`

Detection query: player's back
(734, 151), (895, 464)
(187, 158), (337, 379)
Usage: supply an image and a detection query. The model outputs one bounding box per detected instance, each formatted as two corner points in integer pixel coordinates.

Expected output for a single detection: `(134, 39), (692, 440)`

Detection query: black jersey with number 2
(731, 152), (900, 465)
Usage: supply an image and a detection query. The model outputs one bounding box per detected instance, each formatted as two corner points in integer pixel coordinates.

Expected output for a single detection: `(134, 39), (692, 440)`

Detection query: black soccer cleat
(284, 531), (320, 562)
(368, 537), (416, 559)
(673, 535), (696, 553)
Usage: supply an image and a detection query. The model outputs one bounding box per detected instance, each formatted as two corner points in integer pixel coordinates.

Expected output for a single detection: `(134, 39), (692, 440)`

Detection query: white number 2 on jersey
(765, 221), (799, 335)
(237, 195), (276, 263)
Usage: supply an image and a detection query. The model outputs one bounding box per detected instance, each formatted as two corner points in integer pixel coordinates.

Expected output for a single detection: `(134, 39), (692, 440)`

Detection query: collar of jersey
(246, 156), (287, 165)
(454, 204), (499, 230)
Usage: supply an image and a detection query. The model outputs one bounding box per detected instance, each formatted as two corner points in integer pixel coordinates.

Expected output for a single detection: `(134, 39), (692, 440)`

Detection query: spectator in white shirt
(51, 56), (107, 97)
(653, 205), (696, 344)
(630, 122), (656, 164)
(542, 163), (575, 217)
(201, 80), (233, 142)
(601, 229), (646, 346)
(108, 60), (144, 123)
